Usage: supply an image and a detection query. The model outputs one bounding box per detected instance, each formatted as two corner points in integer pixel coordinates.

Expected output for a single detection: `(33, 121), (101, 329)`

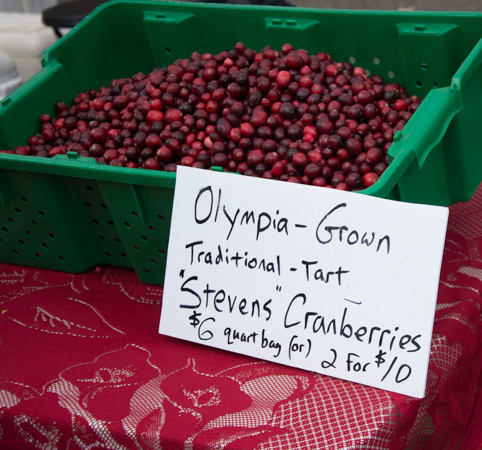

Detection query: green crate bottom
(0, 169), (173, 285)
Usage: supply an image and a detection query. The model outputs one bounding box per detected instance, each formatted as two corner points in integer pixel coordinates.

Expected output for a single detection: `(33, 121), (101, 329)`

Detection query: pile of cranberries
(7, 43), (422, 191)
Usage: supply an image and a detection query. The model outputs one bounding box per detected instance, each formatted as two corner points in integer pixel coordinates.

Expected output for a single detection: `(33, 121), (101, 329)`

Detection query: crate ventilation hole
(2, 196), (66, 262)
(125, 210), (169, 275)
(83, 184), (126, 259)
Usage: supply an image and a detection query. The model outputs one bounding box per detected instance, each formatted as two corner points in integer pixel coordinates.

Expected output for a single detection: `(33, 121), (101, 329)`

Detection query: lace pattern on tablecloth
(1, 188), (482, 449)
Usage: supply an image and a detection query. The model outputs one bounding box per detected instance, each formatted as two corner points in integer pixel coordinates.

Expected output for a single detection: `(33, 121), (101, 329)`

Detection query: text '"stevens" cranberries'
(9, 44), (423, 191)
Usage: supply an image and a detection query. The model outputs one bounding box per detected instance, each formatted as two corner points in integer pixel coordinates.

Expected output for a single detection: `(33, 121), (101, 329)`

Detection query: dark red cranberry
(321, 165), (333, 180)
(125, 147), (140, 161)
(304, 163), (322, 179)
(140, 147), (155, 161)
(262, 139), (277, 152)
(345, 138), (362, 156)
(257, 126), (272, 139)
(345, 172), (363, 189)
(215, 117), (231, 138)
(212, 153), (229, 167)
(366, 147), (384, 165)
(327, 134), (342, 150)
(89, 143), (104, 157)
(287, 124), (302, 140)
(292, 152), (308, 169)
(331, 172), (345, 186)
(279, 102), (296, 120)
(327, 157), (341, 170)
(346, 105), (363, 120)
(264, 151), (279, 167)
(383, 90), (397, 103)
(373, 162), (388, 176)
(360, 162), (373, 174)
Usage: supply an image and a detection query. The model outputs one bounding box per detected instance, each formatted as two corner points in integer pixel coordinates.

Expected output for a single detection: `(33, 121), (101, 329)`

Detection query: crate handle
(368, 86), (460, 200)
(386, 86), (459, 172)
(415, 87), (460, 169)
(265, 17), (319, 30)
(396, 38), (482, 169)
(451, 38), (482, 92)
(363, 142), (417, 199)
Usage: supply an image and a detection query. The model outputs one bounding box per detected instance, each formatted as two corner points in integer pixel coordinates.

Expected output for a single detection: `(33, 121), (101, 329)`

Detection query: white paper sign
(159, 166), (449, 398)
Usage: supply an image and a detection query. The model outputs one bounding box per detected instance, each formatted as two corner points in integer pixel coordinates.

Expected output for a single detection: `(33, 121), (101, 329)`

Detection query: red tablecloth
(1, 187), (482, 449)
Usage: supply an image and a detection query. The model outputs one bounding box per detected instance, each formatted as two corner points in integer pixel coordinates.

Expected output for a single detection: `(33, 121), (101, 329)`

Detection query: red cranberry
(335, 183), (349, 191)
(90, 128), (107, 143)
(316, 119), (334, 134)
(89, 143), (104, 157)
(264, 151), (279, 167)
(327, 100), (341, 114)
(271, 160), (286, 177)
(357, 90), (373, 105)
(312, 176), (327, 187)
(362, 172), (379, 187)
(336, 126), (352, 141)
(366, 147), (383, 165)
(147, 110), (164, 123)
(247, 149), (265, 167)
(324, 64), (338, 77)
(144, 133), (160, 148)
(336, 148), (350, 161)
(307, 150), (322, 165)
(239, 122), (255, 138)
(165, 109), (183, 123)
(250, 110), (268, 127)
(292, 152), (308, 169)
(103, 149), (119, 163)
(284, 52), (304, 70)
(212, 153), (229, 167)
(179, 155), (194, 166)
(142, 157), (162, 170)
(49, 146), (64, 157)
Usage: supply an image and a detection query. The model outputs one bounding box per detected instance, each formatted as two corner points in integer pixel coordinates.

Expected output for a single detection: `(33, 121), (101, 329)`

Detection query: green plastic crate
(1, 0), (482, 285)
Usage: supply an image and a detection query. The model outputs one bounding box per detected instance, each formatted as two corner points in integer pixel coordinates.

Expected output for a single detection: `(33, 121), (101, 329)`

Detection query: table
(1, 187), (481, 449)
